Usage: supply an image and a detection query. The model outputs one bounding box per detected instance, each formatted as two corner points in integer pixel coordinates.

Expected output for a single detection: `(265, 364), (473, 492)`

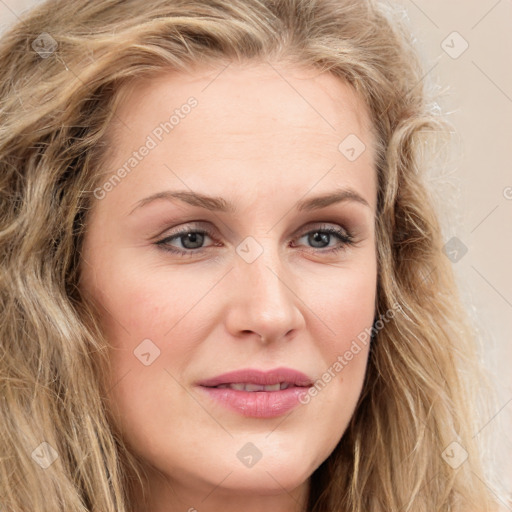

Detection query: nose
(224, 241), (306, 344)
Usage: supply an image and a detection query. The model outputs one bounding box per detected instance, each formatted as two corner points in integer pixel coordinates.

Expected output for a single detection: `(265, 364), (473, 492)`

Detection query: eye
(154, 223), (355, 257)
(292, 225), (355, 254)
(155, 225), (218, 256)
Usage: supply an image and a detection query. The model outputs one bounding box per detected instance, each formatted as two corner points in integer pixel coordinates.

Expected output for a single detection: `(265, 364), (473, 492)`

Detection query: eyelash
(154, 224), (356, 257)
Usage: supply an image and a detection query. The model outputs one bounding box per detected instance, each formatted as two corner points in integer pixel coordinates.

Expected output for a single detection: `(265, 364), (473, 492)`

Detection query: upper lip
(197, 367), (313, 388)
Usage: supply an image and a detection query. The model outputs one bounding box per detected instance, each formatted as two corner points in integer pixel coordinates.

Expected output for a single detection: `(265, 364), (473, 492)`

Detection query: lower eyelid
(156, 226), (355, 255)
(157, 230), (215, 249)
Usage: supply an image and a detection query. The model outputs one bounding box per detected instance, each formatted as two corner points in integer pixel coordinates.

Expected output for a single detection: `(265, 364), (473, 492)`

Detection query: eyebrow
(129, 187), (371, 215)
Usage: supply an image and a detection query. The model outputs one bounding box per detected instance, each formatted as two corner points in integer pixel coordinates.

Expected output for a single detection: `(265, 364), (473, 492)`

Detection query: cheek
(302, 256), (376, 409)
(84, 245), (206, 339)
(306, 256), (377, 350)
(85, 259), (207, 446)
(80, 245), (212, 418)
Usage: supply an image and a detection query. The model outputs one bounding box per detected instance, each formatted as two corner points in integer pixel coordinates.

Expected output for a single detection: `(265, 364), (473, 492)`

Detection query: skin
(79, 60), (378, 512)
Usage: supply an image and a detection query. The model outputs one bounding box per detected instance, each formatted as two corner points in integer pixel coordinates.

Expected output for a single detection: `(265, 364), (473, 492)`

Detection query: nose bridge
(244, 245), (287, 307)
(227, 236), (303, 341)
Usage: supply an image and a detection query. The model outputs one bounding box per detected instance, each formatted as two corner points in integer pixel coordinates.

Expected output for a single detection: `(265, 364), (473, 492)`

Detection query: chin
(212, 463), (312, 495)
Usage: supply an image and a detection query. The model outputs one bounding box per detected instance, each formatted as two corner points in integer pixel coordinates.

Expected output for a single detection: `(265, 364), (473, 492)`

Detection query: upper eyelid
(159, 220), (350, 236)
(157, 221), (354, 246)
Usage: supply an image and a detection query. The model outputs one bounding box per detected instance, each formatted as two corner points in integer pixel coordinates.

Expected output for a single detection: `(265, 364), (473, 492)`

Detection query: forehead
(98, 61), (377, 212)
(111, 60), (373, 144)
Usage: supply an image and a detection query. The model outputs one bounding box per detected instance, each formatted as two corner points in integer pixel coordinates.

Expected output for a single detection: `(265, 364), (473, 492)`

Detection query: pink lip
(197, 367), (313, 388)
(196, 367), (313, 418)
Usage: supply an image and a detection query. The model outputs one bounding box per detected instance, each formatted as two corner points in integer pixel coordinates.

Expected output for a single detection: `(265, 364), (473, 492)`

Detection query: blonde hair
(0, 0), (503, 510)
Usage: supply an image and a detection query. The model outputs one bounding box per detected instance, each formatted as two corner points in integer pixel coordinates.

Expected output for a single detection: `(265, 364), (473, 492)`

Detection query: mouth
(197, 367), (313, 389)
(196, 367), (313, 418)
(209, 382), (303, 391)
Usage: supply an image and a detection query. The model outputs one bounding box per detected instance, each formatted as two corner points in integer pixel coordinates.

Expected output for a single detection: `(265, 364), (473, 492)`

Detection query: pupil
(310, 232), (329, 248)
(183, 232), (203, 249)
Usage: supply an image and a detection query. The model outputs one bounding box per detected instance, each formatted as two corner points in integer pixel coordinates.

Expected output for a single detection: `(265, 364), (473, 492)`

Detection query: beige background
(1, 0), (511, 499)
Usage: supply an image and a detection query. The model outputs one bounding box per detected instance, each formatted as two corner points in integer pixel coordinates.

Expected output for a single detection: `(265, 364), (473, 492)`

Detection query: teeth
(230, 383), (247, 391)
(216, 383), (290, 391)
(244, 383), (266, 391)
(262, 383), (281, 391)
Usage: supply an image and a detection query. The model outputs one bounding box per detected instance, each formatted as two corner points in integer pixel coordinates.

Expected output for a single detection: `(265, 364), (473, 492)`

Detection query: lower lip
(198, 386), (309, 418)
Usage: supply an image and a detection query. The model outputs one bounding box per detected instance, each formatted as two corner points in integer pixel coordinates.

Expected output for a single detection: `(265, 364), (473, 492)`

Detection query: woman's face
(80, 62), (378, 510)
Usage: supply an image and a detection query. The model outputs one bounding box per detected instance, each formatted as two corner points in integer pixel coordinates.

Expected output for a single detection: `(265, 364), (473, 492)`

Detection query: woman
(0, 0), (506, 511)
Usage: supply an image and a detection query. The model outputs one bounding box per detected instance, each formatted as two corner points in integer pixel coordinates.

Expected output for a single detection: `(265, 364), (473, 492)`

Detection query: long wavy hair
(0, 0), (504, 510)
